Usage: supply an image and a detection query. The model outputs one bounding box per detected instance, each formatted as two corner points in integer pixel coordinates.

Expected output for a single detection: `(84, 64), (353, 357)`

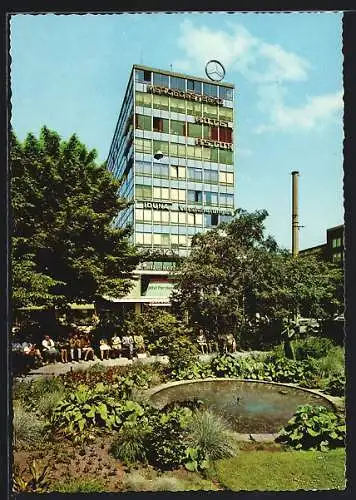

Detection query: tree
(171, 209), (343, 349)
(11, 126), (140, 310)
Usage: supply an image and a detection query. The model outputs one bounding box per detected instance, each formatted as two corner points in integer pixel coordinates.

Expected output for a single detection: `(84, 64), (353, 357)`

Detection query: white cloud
(255, 89), (343, 133)
(174, 20), (342, 134)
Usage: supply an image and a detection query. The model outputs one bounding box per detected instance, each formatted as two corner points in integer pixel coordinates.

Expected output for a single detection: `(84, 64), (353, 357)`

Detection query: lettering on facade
(142, 201), (171, 210)
(195, 138), (233, 151)
(147, 85), (223, 106)
(195, 116), (229, 127)
(136, 200), (233, 216)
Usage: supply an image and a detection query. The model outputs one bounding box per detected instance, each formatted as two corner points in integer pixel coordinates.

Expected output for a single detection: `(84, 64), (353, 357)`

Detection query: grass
(211, 448), (346, 491)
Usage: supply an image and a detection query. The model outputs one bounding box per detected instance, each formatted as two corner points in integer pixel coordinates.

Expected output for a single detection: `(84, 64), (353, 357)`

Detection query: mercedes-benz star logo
(205, 60), (225, 82)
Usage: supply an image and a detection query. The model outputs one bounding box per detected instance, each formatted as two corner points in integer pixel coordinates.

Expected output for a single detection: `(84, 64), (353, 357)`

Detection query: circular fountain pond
(147, 379), (336, 434)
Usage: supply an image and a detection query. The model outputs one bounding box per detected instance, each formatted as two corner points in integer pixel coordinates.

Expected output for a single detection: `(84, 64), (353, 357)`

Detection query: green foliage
(324, 375), (345, 397)
(13, 460), (49, 493)
(315, 346), (345, 380)
(50, 478), (105, 493)
(13, 377), (65, 414)
(184, 446), (209, 472)
(187, 410), (237, 462)
(12, 403), (46, 449)
(172, 208), (343, 345)
(11, 127), (139, 310)
(121, 471), (186, 491)
(276, 405), (345, 451)
(48, 383), (145, 444)
(145, 406), (193, 470)
(294, 336), (336, 360)
(172, 360), (214, 381)
(124, 309), (189, 355)
(110, 425), (148, 465)
(167, 335), (200, 375)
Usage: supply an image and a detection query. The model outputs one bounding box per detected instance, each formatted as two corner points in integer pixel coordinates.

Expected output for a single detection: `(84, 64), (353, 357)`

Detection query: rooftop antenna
(170, 63), (173, 72)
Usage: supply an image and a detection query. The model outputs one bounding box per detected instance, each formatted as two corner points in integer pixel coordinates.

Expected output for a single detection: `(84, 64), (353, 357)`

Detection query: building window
(153, 117), (169, 133)
(205, 214), (219, 226)
(188, 190), (202, 203)
(136, 185), (152, 199)
(135, 69), (152, 83)
(178, 212), (186, 224)
(188, 123), (202, 138)
(136, 209), (144, 221)
(171, 188), (186, 202)
(219, 127), (233, 143)
(153, 233), (161, 246)
(170, 165), (186, 179)
(219, 107), (233, 121)
(153, 72), (169, 87)
(187, 79), (202, 94)
(187, 167), (202, 182)
(204, 170), (219, 183)
(219, 171), (234, 184)
(220, 193), (234, 207)
(186, 100), (202, 116)
(153, 140), (169, 156)
(135, 114), (152, 131)
(219, 87), (233, 101)
(136, 161), (152, 176)
(205, 191), (218, 205)
(153, 187), (170, 200)
(171, 211), (179, 223)
(170, 97), (186, 114)
(332, 237), (342, 248)
(153, 163), (169, 178)
(135, 138), (152, 154)
(135, 91), (152, 108)
(170, 76), (185, 91)
(187, 213), (203, 225)
(170, 120), (186, 136)
(152, 94), (169, 111)
(203, 103), (218, 119)
(203, 83), (218, 97)
(219, 149), (233, 165)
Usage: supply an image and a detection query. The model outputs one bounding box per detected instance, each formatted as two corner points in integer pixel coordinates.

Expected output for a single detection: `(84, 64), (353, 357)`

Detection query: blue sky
(10, 12), (343, 250)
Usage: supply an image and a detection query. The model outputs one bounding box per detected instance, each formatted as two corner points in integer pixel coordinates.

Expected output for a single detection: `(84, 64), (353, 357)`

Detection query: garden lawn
(213, 448), (346, 491)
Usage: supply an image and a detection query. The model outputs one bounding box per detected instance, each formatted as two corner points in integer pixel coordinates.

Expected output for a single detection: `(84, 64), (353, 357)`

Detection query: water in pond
(149, 380), (335, 433)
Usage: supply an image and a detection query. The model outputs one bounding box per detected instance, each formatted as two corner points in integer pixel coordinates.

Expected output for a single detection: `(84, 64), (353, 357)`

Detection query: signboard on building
(195, 138), (233, 151)
(147, 85), (223, 106)
(136, 201), (233, 216)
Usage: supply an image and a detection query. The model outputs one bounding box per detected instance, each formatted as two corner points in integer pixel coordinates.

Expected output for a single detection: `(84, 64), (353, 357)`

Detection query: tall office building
(106, 64), (235, 311)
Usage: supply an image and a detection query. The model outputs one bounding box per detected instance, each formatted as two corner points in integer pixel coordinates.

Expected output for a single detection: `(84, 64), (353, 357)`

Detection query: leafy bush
(186, 410), (237, 461)
(13, 377), (65, 412)
(48, 383), (145, 444)
(276, 405), (345, 451)
(324, 375), (345, 397)
(294, 337), (336, 360)
(13, 403), (46, 449)
(110, 425), (148, 465)
(144, 406), (193, 470)
(167, 335), (200, 375)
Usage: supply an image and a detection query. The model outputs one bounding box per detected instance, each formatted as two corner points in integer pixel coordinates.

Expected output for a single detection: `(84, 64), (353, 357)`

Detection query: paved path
(17, 350), (266, 382)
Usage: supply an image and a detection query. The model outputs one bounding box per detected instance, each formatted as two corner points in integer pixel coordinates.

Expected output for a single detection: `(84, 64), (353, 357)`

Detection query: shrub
(145, 406), (193, 470)
(172, 360), (214, 381)
(167, 335), (199, 375)
(294, 337), (336, 360)
(110, 425), (148, 465)
(276, 405), (345, 451)
(13, 403), (45, 449)
(48, 383), (145, 444)
(324, 375), (345, 397)
(186, 410), (237, 461)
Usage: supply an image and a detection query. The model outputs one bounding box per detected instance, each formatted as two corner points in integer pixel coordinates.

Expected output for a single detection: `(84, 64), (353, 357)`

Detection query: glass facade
(107, 65), (236, 257)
